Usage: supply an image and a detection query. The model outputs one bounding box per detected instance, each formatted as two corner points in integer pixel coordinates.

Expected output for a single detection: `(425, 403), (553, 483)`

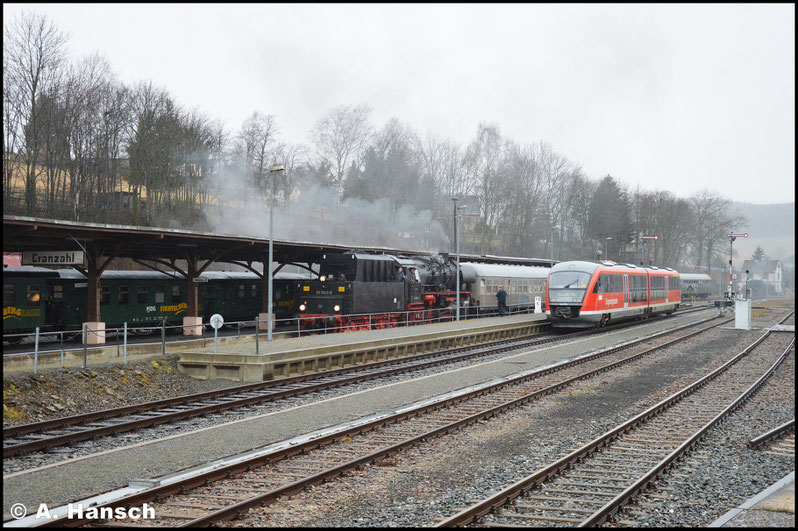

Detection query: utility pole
(639, 235), (658, 265)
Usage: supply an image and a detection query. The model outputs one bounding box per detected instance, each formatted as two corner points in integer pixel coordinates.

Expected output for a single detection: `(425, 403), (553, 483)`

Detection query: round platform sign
(210, 313), (224, 330)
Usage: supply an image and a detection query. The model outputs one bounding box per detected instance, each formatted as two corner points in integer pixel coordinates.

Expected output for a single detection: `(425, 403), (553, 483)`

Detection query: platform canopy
(3, 215), (553, 269)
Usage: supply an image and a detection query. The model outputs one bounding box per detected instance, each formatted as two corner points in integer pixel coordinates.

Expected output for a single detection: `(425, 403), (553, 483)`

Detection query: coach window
(26, 284), (41, 304)
(4, 284), (15, 306)
(137, 286), (147, 304)
(100, 286), (110, 305)
(172, 285), (181, 303)
(251, 284), (257, 298)
(52, 285), (63, 299)
(155, 289), (165, 304)
(238, 284), (245, 299)
(119, 286), (130, 304)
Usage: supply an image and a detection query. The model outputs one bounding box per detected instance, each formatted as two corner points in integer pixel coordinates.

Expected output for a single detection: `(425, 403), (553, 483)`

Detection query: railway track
(436, 310), (795, 528)
(3, 308), (711, 459)
(748, 419), (795, 458)
(32, 311), (732, 527)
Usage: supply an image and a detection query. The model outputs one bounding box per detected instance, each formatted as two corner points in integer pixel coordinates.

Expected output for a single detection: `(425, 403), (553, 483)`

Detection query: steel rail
(4, 309), (710, 457)
(580, 336), (794, 527)
(4, 305), (709, 439)
(3, 332), (561, 454)
(34, 315), (726, 527)
(435, 309), (794, 527)
(747, 419), (795, 449)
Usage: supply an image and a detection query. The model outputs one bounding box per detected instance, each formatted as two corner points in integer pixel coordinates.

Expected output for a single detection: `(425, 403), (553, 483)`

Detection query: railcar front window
(548, 271), (591, 303)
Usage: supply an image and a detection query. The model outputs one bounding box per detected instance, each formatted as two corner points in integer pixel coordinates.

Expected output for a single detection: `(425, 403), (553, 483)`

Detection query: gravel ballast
(3, 304), (792, 525)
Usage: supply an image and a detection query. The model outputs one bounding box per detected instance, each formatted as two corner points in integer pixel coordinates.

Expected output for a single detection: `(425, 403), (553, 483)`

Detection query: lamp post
(452, 198), (466, 321)
(267, 164), (285, 341)
(550, 225), (560, 264)
(639, 235), (658, 265)
(604, 237), (612, 261)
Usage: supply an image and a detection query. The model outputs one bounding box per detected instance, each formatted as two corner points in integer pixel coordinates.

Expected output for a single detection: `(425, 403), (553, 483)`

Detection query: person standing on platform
(496, 285), (507, 316)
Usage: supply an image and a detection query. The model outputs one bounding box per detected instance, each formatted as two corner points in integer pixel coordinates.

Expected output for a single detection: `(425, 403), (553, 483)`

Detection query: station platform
(709, 471), (794, 527)
(178, 312), (550, 381)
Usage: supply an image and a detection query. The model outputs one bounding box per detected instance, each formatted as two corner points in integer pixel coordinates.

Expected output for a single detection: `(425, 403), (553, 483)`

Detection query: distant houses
(740, 259), (783, 296)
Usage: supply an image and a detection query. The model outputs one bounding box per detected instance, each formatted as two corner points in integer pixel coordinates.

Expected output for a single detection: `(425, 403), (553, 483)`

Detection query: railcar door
(623, 274), (629, 308)
(45, 283), (66, 327)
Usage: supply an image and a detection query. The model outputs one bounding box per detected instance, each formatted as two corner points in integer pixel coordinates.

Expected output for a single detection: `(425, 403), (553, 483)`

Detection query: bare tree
(272, 142), (306, 205)
(4, 10), (69, 216)
(238, 111), (278, 193)
(632, 189), (692, 267)
(309, 103), (373, 200)
(463, 123), (509, 252)
(688, 189), (746, 272)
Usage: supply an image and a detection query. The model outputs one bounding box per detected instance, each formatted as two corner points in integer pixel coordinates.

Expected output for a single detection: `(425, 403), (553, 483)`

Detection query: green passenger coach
(3, 267), (305, 340)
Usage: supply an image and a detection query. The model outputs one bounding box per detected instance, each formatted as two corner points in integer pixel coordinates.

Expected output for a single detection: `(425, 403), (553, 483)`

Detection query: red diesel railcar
(546, 260), (681, 328)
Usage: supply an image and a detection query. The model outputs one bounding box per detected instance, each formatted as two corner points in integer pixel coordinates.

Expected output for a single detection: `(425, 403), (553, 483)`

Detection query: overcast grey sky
(4, 3), (794, 205)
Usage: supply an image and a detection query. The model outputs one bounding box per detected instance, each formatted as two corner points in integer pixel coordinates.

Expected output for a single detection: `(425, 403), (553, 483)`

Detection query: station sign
(22, 250), (86, 266)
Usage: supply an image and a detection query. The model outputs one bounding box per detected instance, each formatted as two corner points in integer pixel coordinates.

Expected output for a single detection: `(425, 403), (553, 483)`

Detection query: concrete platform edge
(707, 471), (794, 527)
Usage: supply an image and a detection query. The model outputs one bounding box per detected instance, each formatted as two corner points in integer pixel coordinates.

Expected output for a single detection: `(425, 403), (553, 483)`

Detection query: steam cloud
(202, 171), (451, 253)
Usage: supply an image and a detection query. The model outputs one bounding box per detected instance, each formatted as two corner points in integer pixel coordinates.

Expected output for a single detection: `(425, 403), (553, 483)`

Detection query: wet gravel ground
(611, 337), (795, 527)
(1, 331), (619, 474)
(216, 307), (794, 527)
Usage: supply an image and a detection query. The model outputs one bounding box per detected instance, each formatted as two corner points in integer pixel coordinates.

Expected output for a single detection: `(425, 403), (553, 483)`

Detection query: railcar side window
(238, 284), (245, 298)
(172, 285), (181, 303)
(629, 275), (647, 302)
(155, 289), (165, 304)
(100, 286), (110, 305)
(27, 284), (41, 304)
(119, 286), (130, 304)
(3, 284), (15, 306)
(52, 285), (63, 299)
(251, 284), (257, 298)
(137, 286), (147, 304)
(593, 276), (603, 293)
(650, 276), (665, 299)
(594, 274), (623, 294)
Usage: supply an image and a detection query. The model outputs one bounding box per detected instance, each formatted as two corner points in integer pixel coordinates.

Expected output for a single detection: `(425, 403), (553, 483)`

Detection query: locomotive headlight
(333, 305), (341, 312)
(320, 275), (327, 282)
(299, 304), (306, 311)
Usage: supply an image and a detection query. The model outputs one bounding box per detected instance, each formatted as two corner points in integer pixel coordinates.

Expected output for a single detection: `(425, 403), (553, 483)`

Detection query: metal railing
(2, 301), (546, 372)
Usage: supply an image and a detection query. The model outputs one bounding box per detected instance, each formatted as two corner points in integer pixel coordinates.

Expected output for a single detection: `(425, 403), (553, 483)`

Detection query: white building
(741, 259), (783, 295)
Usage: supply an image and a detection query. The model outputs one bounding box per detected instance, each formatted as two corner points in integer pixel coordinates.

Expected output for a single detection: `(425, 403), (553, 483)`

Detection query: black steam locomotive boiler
(295, 252), (471, 331)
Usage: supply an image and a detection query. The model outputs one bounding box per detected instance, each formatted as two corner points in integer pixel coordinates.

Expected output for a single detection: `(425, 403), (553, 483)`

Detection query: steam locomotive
(295, 252), (550, 330)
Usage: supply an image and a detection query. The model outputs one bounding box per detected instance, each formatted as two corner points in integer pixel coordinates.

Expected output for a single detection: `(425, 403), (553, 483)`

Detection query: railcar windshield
(548, 271), (592, 304)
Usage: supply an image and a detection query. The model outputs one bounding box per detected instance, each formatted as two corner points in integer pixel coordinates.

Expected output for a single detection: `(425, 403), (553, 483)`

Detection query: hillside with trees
(5, 11), (772, 283)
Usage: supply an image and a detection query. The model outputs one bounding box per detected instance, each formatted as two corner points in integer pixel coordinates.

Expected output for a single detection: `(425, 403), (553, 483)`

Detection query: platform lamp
(452, 198), (467, 321)
(267, 164), (285, 341)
